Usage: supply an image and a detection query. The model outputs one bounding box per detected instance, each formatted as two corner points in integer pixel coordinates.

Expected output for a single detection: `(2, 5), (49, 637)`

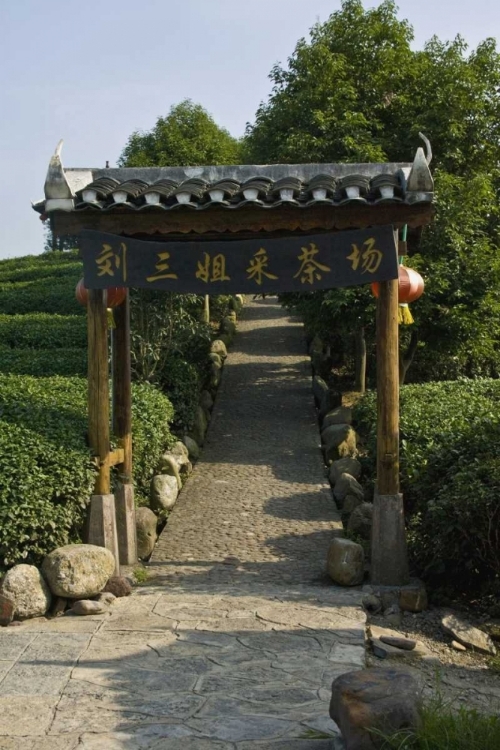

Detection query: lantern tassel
(107, 308), (116, 329)
(398, 303), (414, 325)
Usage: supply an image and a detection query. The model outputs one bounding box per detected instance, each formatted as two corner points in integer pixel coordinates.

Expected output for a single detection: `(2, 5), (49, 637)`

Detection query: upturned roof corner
(406, 135), (434, 194)
(44, 140), (75, 211)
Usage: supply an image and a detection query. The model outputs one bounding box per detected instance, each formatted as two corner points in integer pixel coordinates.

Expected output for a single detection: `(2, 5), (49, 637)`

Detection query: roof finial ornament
(418, 132), (432, 165)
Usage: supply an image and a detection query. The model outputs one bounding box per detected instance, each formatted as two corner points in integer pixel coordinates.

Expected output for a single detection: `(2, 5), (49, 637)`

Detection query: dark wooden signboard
(79, 226), (398, 294)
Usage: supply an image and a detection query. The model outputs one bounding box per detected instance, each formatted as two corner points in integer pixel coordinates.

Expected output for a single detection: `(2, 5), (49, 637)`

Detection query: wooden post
(371, 247), (410, 586)
(112, 291), (137, 564)
(112, 291), (132, 483)
(87, 289), (110, 494)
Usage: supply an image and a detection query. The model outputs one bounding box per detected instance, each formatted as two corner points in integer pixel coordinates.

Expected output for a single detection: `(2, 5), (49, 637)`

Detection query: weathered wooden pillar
(371, 254), (410, 585)
(87, 289), (111, 494)
(112, 291), (137, 564)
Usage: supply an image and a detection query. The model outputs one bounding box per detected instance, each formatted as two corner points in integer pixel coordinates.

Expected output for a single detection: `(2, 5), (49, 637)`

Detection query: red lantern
(75, 279), (126, 308)
(371, 266), (424, 303)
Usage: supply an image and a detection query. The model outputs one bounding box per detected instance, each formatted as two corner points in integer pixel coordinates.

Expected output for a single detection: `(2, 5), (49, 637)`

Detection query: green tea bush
(0, 374), (175, 567)
(0, 374), (95, 567)
(0, 278), (85, 316)
(159, 355), (200, 433)
(0, 314), (86, 349)
(130, 381), (175, 500)
(353, 379), (500, 594)
(0, 348), (87, 376)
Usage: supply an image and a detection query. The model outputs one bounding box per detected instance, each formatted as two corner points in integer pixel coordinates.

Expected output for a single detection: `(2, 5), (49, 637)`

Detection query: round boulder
(1, 564), (51, 619)
(327, 538), (364, 586)
(136, 506), (158, 560)
(210, 339), (227, 360)
(150, 474), (179, 513)
(329, 457), (362, 485)
(183, 435), (200, 460)
(42, 544), (116, 599)
(347, 502), (373, 541)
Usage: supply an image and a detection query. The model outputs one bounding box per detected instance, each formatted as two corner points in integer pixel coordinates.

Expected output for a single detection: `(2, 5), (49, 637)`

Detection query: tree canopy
(247, 0), (500, 383)
(119, 99), (241, 167)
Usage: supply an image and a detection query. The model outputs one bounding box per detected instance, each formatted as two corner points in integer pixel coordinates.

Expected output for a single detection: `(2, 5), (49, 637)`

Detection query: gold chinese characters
(347, 238), (383, 274)
(96, 243), (127, 281)
(294, 243), (331, 285)
(246, 248), (278, 286)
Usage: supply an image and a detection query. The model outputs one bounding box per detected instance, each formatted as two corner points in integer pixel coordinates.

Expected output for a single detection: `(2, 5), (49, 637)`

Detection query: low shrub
(0, 314), (87, 349)
(353, 379), (500, 595)
(158, 355), (200, 433)
(0, 347), (87, 376)
(0, 374), (174, 568)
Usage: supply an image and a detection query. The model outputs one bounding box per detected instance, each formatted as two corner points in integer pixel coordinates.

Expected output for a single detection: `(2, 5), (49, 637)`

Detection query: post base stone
(88, 494), (120, 575)
(115, 483), (138, 565)
(370, 492), (409, 586)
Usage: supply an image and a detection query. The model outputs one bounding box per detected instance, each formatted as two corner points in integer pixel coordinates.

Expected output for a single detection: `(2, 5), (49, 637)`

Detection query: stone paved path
(0, 299), (366, 749)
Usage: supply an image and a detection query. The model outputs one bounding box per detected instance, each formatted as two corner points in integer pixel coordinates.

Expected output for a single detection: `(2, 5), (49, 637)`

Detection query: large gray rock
(220, 316), (237, 337)
(343, 493), (365, 517)
(210, 339), (227, 360)
(323, 406), (353, 429)
(42, 544), (116, 599)
(399, 580), (428, 613)
(330, 669), (420, 750)
(209, 363), (221, 390)
(183, 435), (200, 460)
(156, 452), (182, 489)
(334, 473), (364, 505)
(150, 474), (179, 513)
(323, 424), (357, 463)
(0, 564), (51, 619)
(441, 613), (496, 655)
(327, 538), (364, 586)
(319, 390), (343, 419)
(0, 592), (15, 625)
(312, 375), (328, 406)
(189, 405), (208, 447)
(347, 503), (373, 541)
(329, 457), (362, 485)
(200, 390), (214, 412)
(209, 352), (223, 369)
(171, 441), (193, 477)
(136, 506), (158, 560)
(71, 599), (107, 616)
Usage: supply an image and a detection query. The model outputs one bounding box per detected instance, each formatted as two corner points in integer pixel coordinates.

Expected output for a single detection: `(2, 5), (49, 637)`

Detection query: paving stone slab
(0, 696), (56, 736)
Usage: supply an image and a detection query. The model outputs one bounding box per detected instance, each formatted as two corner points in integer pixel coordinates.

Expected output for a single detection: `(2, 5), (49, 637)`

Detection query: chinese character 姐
(146, 251), (178, 282)
(195, 252), (230, 283)
(347, 237), (383, 274)
(293, 243), (331, 285)
(96, 242), (127, 281)
(246, 248), (278, 286)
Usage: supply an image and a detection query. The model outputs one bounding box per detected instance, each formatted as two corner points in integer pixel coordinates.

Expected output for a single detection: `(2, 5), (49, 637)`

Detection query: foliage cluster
(379, 693), (500, 749)
(0, 375), (174, 568)
(247, 0), (500, 384)
(353, 379), (500, 595)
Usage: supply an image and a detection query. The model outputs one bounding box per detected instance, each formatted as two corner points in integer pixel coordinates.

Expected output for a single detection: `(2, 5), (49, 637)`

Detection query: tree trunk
(354, 326), (366, 393)
(399, 330), (419, 384)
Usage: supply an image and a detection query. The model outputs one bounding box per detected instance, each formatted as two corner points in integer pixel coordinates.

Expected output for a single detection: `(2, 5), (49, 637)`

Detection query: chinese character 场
(293, 243), (331, 285)
(146, 252), (178, 282)
(347, 237), (383, 274)
(96, 243), (127, 281)
(195, 252), (230, 283)
(246, 248), (278, 286)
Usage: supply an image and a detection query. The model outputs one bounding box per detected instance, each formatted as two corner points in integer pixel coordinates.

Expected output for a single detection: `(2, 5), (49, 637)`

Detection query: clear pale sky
(1, 0), (498, 259)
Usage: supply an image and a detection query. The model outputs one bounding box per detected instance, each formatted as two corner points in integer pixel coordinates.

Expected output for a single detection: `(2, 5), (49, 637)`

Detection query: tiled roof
(34, 140), (434, 215)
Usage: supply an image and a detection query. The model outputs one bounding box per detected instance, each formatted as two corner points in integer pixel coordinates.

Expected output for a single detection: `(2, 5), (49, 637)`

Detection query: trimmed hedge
(353, 379), (500, 595)
(0, 347), (87, 376)
(0, 374), (174, 568)
(0, 278), (85, 316)
(0, 314), (86, 349)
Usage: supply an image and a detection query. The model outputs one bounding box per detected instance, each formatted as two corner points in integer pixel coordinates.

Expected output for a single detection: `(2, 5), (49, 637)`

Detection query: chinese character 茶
(294, 243), (331, 285)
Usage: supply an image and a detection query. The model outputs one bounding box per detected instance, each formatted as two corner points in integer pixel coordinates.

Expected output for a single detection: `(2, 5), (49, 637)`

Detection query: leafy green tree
(246, 0), (500, 383)
(119, 99), (241, 167)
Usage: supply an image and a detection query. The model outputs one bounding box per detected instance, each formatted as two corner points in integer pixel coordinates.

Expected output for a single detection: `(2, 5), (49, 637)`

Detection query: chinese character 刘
(195, 252), (230, 283)
(246, 248), (278, 286)
(96, 243), (127, 281)
(146, 252), (178, 282)
(347, 237), (383, 274)
(293, 243), (331, 285)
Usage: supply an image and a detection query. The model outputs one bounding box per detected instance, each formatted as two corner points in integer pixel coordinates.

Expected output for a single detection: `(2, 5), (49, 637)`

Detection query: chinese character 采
(146, 252), (178, 282)
(293, 243), (331, 285)
(96, 243), (127, 281)
(347, 238), (383, 274)
(195, 252), (230, 283)
(246, 248), (278, 286)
